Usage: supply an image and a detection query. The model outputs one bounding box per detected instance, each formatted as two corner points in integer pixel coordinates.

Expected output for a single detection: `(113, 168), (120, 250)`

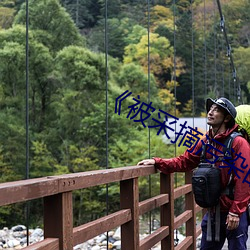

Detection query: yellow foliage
(149, 5), (174, 32)
(158, 88), (174, 105)
(0, 7), (15, 29)
(174, 56), (186, 77)
(182, 99), (193, 116)
(166, 80), (180, 91)
(158, 88), (181, 116)
(124, 33), (175, 78)
(124, 31), (185, 85)
(200, 112), (207, 118)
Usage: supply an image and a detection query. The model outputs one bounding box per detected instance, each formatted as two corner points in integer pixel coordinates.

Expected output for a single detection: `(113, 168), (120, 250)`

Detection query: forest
(0, 0), (249, 228)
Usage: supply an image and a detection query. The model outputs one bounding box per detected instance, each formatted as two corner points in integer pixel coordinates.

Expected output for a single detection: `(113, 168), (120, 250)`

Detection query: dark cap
(206, 97), (237, 119)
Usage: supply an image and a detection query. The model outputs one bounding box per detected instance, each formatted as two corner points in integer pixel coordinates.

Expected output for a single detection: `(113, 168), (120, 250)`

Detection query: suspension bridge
(0, 0), (248, 249)
(0, 165), (209, 249)
(1, 164), (249, 249)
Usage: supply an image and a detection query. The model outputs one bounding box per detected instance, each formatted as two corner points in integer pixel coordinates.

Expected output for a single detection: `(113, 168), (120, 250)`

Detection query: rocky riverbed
(0, 225), (43, 249)
(0, 225), (187, 249)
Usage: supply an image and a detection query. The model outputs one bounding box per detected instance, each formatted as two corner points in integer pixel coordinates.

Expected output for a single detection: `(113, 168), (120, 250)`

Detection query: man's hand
(137, 159), (155, 166)
(226, 213), (240, 230)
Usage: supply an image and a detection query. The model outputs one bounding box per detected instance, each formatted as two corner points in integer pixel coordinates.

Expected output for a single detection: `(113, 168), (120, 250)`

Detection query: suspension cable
(172, 0), (179, 245)
(203, 0), (207, 99)
(218, 32), (225, 96)
(104, 0), (109, 248)
(147, 0), (152, 234)
(191, 0), (195, 126)
(213, 0), (217, 96)
(172, 1), (177, 160)
(173, 0), (176, 125)
(25, 0), (30, 246)
(216, 0), (242, 104)
(228, 64), (231, 100)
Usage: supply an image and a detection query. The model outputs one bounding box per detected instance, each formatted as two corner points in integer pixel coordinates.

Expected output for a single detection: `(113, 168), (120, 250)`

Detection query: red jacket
(154, 124), (250, 216)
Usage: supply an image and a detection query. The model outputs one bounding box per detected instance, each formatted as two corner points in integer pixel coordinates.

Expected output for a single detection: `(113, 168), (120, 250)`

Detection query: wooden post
(44, 192), (73, 250)
(120, 178), (139, 250)
(185, 171), (196, 250)
(161, 173), (174, 250)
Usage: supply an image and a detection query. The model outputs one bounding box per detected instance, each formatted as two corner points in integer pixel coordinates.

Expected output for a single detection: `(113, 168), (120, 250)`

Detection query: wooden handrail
(0, 165), (203, 250)
(0, 165), (155, 206)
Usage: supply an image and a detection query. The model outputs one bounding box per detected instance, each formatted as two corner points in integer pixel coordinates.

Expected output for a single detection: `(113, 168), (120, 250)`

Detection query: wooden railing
(0, 165), (203, 250)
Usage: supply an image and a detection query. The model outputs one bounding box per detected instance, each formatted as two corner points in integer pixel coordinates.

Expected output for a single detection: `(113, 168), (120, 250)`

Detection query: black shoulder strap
(223, 131), (242, 159)
(200, 131), (242, 163)
(222, 132), (242, 197)
(200, 143), (207, 163)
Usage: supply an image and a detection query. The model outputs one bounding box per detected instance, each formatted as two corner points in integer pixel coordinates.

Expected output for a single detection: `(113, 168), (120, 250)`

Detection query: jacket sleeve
(229, 136), (250, 215)
(153, 140), (203, 174)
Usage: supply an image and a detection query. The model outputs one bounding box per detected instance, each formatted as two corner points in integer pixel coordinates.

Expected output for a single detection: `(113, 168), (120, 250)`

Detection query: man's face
(207, 104), (226, 127)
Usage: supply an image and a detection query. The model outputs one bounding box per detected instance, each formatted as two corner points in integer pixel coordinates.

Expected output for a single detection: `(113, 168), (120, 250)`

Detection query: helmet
(206, 97), (237, 119)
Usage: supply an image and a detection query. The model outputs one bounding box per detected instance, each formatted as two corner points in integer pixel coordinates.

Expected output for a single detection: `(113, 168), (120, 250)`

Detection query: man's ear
(224, 114), (232, 123)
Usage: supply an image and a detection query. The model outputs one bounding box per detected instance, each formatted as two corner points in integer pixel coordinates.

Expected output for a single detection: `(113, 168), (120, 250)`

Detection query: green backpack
(235, 105), (250, 224)
(235, 105), (250, 142)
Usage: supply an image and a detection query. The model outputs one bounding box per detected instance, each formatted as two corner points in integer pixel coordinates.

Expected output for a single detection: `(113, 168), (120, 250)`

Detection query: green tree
(116, 63), (161, 106)
(30, 141), (57, 177)
(0, 25), (56, 132)
(98, 0), (146, 21)
(47, 46), (107, 166)
(0, 39), (27, 180)
(124, 32), (185, 86)
(0, 112), (26, 180)
(14, 0), (84, 52)
(234, 46), (250, 102)
(86, 17), (138, 60)
(222, 0), (250, 46)
(61, 0), (101, 28)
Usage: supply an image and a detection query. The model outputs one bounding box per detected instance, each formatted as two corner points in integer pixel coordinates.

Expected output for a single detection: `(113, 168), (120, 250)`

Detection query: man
(138, 97), (250, 250)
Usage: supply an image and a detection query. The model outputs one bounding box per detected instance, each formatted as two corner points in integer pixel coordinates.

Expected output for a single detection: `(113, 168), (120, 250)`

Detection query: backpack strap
(214, 131), (242, 162)
(215, 203), (220, 241)
(206, 205), (220, 242)
(200, 143), (208, 163)
(205, 132), (242, 242)
(223, 131), (242, 159)
(222, 132), (243, 199)
(207, 208), (212, 241)
(200, 131), (242, 168)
